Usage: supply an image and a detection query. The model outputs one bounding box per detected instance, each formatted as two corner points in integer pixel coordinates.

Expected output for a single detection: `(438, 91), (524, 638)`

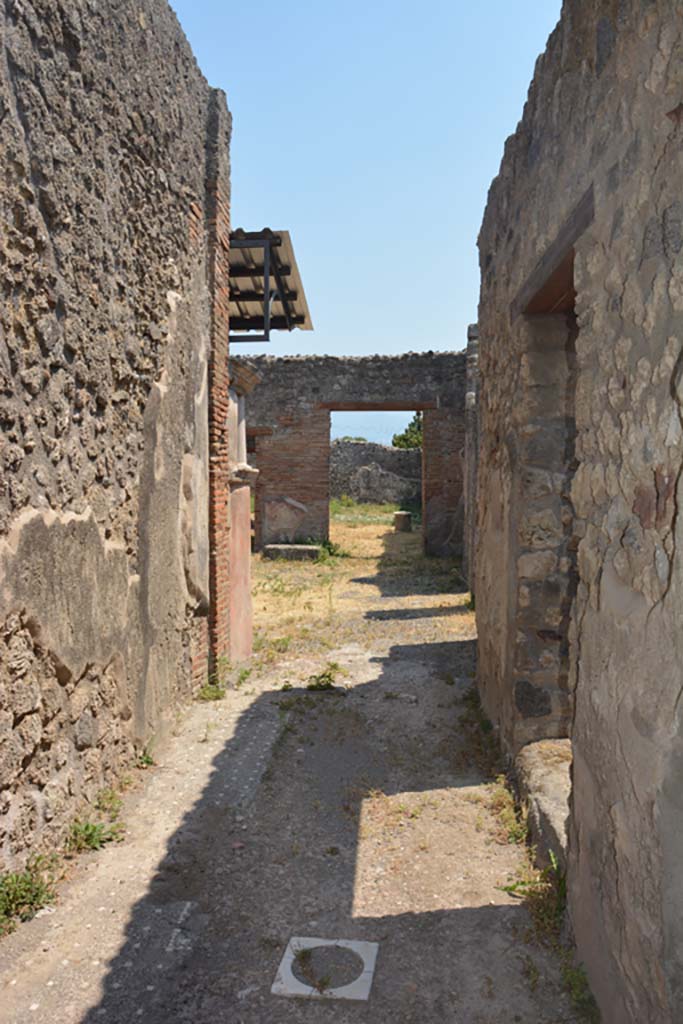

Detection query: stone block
(263, 544), (321, 562)
(514, 739), (571, 871)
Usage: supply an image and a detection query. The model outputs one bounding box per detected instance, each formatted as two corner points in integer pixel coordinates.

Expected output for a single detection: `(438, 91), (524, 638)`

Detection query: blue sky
(171, 0), (561, 442)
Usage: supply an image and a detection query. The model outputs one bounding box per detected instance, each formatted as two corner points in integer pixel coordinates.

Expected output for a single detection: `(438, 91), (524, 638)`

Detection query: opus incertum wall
(476, 3), (683, 1021)
(233, 353), (466, 557)
(0, 0), (233, 867)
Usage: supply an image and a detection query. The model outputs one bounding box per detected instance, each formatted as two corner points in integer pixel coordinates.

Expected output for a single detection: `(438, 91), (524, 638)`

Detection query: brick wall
(253, 410), (331, 546)
(206, 92), (232, 671)
(239, 353), (467, 554)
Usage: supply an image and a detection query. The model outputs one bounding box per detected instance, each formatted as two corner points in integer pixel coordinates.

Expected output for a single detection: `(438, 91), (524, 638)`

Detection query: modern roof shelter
(229, 229), (313, 343)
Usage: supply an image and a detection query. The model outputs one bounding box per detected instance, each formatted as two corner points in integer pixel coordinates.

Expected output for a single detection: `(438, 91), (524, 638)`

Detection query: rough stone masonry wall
(463, 325), (479, 587)
(237, 353), (466, 554)
(0, 0), (231, 868)
(329, 440), (421, 505)
(477, 2), (683, 1021)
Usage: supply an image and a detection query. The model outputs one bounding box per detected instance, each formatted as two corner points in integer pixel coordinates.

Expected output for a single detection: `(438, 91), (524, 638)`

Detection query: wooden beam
(512, 185), (594, 319)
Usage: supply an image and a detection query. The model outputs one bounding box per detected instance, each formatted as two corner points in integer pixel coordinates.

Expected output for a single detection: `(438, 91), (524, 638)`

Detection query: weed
(295, 947), (312, 967)
(272, 636), (291, 653)
(199, 722), (217, 744)
(281, 682), (293, 691)
(316, 539), (350, 561)
(306, 662), (343, 691)
(67, 819), (123, 853)
(0, 856), (58, 935)
(488, 776), (528, 844)
(466, 592), (476, 612)
(95, 788), (122, 821)
(317, 974), (332, 993)
(456, 686), (502, 777)
(137, 746), (155, 768)
(561, 959), (601, 1022)
(520, 953), (540, 992)
(236, 667), (252, 689)
(197, 681), (226, 702)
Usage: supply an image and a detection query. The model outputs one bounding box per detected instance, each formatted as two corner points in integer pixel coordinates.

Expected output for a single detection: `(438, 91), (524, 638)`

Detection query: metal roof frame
(229, 229), (313, 343)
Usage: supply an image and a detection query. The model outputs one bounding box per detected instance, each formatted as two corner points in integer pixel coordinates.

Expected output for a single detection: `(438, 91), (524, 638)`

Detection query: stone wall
(0, 0), (231, 867)
(237, 352), (466, 554)
(463, 326), (479, 588)
(476, 3), (683, 1020)
(330, 440), (421, 505)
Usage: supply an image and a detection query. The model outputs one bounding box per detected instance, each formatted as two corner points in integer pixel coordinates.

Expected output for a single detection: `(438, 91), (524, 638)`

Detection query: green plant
(488, 776), (528, 844)
(466, 592), (476, 612)
(0, 856), (58, 935)
(197, 681), (226, 702)
(95, 788), (122, 821)
(456, 686), (502, 777)
(561, 959), (601, 1022)
(338, 493), (355, 507)
(236, 667), (252, 689)
(316, 539), (350, 561)
(137, 745), (155, 768)
(520, 953), (539, 992)
(392, 411), (423, 449)
(307, 662), (344, 691)
(67, 819), (123, 853)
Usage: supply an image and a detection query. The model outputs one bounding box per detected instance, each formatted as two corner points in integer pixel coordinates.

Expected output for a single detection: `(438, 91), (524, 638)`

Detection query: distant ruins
(475, 3), (683, 1020)
(330, 440), (421, 507)
(236, 353), (466, 557)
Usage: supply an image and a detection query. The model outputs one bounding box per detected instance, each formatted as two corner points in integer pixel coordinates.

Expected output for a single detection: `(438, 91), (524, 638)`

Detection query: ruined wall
(477, 2), (683, 1020)
(0, 0), (231, 867)
(330, 440), (421, 505)
(236, 352), (466, 553)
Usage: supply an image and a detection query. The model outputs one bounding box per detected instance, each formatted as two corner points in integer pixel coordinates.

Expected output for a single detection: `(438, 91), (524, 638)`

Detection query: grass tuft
(67, 819), (124, 853)
(0, 856), (58, 935)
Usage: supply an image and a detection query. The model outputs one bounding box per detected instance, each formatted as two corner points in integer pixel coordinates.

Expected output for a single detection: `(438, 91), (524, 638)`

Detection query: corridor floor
(1, 505), (581, 1023)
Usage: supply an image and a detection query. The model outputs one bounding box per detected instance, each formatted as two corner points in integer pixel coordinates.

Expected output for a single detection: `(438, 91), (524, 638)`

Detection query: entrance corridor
(1, 503), (581, 1024)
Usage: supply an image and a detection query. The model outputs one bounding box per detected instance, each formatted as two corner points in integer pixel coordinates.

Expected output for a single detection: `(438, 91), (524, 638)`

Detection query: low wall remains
(330, 440), (421, 505)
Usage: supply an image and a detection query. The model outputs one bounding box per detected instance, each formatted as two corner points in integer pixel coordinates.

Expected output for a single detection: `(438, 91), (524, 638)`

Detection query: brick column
(205, 90), (232, 671)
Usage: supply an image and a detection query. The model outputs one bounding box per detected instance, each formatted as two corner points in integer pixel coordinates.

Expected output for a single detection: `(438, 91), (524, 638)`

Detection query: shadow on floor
(364, 605), (469, 621)
(76, 623), (575, 1024)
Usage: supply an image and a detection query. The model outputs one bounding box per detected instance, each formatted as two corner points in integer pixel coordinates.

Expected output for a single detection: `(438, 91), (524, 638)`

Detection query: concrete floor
(0, 525), (581, 1024)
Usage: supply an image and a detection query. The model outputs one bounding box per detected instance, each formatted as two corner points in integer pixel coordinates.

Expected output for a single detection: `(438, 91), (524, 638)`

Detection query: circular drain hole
(291, 945), (365, 991)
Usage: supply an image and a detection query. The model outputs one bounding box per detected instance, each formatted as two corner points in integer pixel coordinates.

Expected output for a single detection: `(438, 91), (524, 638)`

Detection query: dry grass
(250, 501), (469, 669)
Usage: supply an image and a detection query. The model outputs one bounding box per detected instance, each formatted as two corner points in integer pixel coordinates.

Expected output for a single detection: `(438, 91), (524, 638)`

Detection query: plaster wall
(0, 0), (231, 866)
(476, 2), (683, 1019)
